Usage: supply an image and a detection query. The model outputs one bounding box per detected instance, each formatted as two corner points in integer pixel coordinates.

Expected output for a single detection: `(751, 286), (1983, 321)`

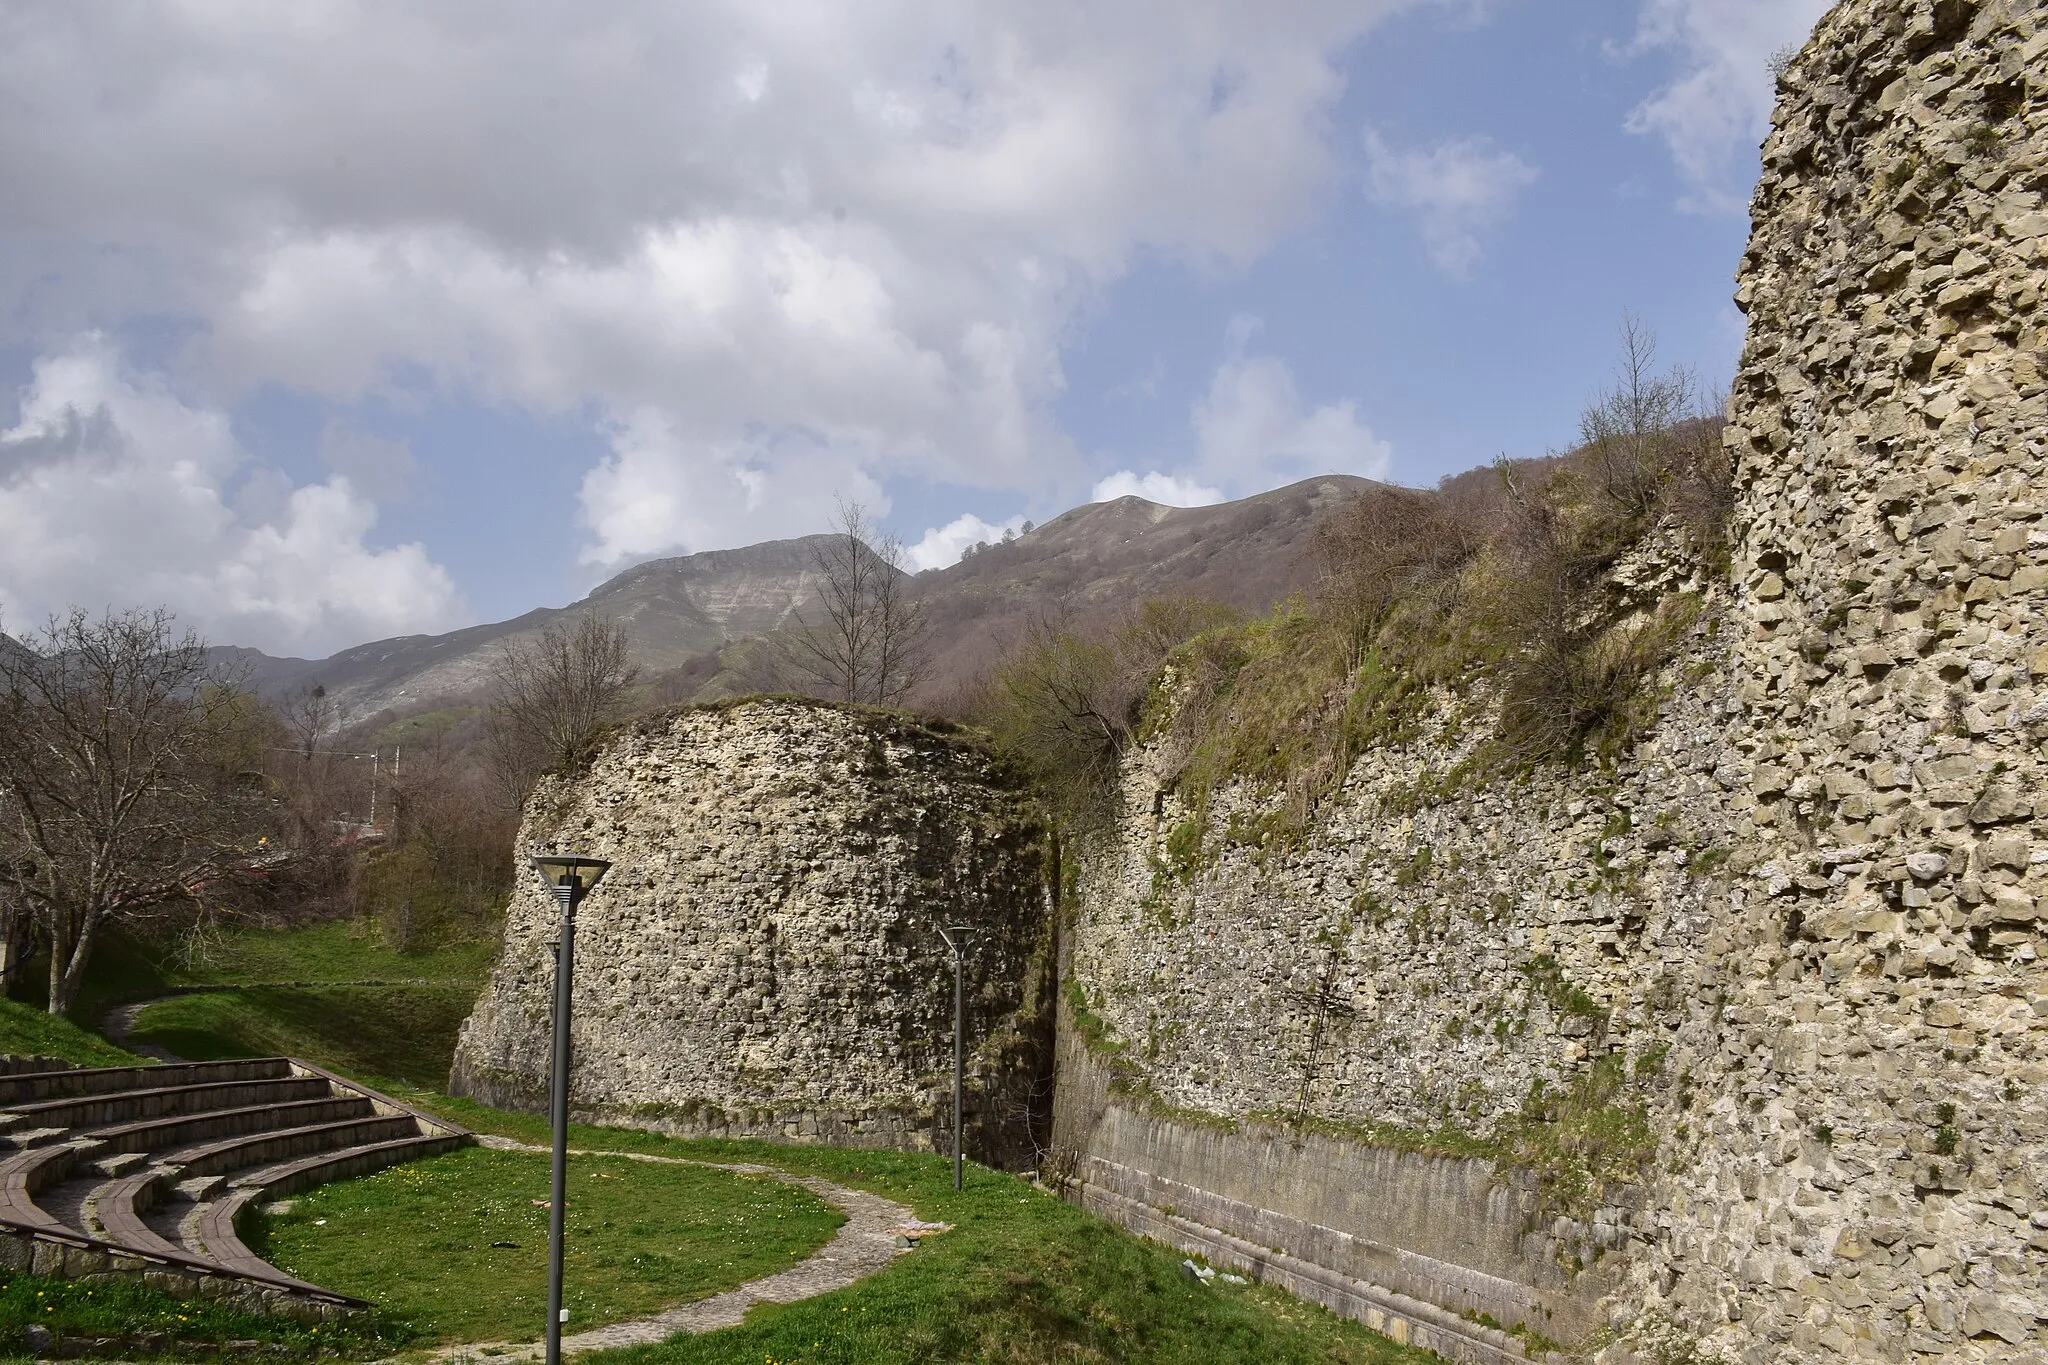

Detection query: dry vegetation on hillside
(971, 325), (1733, 832)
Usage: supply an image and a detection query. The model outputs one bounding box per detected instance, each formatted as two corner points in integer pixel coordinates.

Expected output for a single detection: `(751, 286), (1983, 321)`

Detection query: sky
(0, 0), (1831, 659)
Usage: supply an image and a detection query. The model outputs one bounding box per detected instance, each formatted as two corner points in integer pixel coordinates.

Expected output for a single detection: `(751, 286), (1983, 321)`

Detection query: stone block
(1971, 785), (2034, 826)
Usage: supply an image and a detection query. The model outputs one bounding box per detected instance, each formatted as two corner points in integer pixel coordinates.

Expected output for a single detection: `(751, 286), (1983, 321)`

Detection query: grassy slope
(73, 919), (496, 1087)
(247, 1146), (842, 1345)
(0, 997), (145, 1068)
(125, 984), (480, 1089)
(157, 920), (495, 987)
(41, 920), (493, 1031)
(393, 1094), (1439, 1365)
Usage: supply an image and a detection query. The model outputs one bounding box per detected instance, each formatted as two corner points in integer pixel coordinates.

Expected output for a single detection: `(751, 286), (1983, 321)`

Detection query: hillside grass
(0, 996), (146, 1068)
(159, 918), (495, 988)
(246, 1146), (842, 1345)
(125, 983), (480, 1089)
(12, 919), (494, 1041)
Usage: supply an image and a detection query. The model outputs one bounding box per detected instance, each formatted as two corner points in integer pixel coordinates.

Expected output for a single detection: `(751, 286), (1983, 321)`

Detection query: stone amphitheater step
(79, 1113), (425, 1243)
(0, 1075), (336, 1139)
(80, 1093), (380, 1156)
(0, 1059), (294, 1108)
(0, 1056), (472, 1310)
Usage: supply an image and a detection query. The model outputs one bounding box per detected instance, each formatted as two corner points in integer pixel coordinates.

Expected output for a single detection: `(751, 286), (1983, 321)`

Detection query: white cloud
(1089, 471), (1225, 507)
(0, 339), (463, 656)
(1624, 0), (1832, 213)
(1192, 348), (1390, 489)
(905, 512), (1028, 571)
(0, 1), (1426, 577)
(1363, 129), (1537, 278)
(577, 406), (887, 568)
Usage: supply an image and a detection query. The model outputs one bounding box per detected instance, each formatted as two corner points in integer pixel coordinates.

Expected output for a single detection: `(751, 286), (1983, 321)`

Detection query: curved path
(425, 1136), (919, 1361)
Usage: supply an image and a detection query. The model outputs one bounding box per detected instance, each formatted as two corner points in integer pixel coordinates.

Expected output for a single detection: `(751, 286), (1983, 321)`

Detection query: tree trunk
(45, 910), (96, 1017)
(0, 901), (22, 992)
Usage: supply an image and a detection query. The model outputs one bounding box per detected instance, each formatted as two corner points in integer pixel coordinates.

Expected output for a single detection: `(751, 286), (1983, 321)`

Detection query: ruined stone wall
(452, 698), (1055, 1167)
(1057, 533), (1738, 1359)
(1058, 2), (2048, 1361)
(1697, 0), (2048, 1356)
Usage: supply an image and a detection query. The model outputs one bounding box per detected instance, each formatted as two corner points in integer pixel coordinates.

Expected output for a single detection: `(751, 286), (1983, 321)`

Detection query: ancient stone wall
(452, 698), (1056, 1167)
(1057, 2), (2048, 1361)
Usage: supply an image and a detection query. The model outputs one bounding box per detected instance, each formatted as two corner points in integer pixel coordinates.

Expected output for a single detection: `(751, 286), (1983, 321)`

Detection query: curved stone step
(0, 1059), (290, 1109)
(84, 1168), (182, 1259)
(0, 1143), (78, 1231)
(81, 1095), (378, 1156)
(165, 1114), (427, 1179)
(0, 1076), (333, 1135)
(190, 1134), (468, 1283)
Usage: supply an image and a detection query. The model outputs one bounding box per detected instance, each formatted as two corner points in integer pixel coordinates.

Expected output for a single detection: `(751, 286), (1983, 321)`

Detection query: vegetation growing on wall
(969, 323), (1731, 839)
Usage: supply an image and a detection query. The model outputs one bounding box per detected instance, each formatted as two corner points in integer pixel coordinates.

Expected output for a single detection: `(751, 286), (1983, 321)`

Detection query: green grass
(0, 996), (146, 1068)
(383, 1092), (1440, 1365)
(126, 984), (481, 1088)
(16, 919), (495, 1037)
(0, 1270), (403, 1358)
(246, 1146), (842, 1346)
(159, 919), (495, 988)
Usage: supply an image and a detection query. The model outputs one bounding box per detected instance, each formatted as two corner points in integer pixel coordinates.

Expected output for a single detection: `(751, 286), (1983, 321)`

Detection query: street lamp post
(935, 925), (974, 1192)
(530, 853), (612, 1365)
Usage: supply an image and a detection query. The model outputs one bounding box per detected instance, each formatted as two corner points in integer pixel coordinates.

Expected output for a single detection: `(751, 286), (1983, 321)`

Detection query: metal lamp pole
(936, 925), (973, 1192)
(531, 854), (611, 1365)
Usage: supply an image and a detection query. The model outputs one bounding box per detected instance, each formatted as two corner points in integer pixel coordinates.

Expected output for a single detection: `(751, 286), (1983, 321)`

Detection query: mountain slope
(220, 537), (836, 722)
(220, 476), (1369, 723)
(911, 474), (1367, 700)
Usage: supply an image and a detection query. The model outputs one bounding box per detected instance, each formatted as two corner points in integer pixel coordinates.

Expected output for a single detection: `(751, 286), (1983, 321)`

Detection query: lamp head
(531, 853), (612, 895)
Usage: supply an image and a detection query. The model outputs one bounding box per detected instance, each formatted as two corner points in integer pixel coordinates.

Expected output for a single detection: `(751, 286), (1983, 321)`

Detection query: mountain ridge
(213, 475), (1372, 722)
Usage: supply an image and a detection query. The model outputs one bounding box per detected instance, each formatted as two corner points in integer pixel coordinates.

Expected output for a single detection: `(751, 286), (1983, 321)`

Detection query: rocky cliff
(451, 697), (1056, 1165)
(1056, 2), (2048, 1362)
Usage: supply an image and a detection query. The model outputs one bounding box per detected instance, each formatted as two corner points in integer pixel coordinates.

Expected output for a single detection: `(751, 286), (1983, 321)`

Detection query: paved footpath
(423, 1136), (918, 1361)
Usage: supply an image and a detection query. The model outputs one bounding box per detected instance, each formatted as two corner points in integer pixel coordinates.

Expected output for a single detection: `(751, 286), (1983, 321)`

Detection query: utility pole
(936, 925), (974, 1191)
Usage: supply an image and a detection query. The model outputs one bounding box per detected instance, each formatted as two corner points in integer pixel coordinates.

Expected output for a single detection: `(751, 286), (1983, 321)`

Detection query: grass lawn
(389, 1093), (1441, 1365)
(125, 983), (482, 1089)
(0, 997), (146, 1069)
(245, 1145), (842, 1345)
(0, 1269), (404, 1359)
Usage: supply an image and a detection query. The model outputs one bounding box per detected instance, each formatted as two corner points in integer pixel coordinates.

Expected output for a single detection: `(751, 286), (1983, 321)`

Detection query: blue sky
(0, 0), (1828, 657)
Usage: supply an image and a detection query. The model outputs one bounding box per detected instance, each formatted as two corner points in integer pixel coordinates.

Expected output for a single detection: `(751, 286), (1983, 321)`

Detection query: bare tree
(484, 615), (638, 803)
(0, 881), (35, 994)
(281, 681), (332, 761)
(363, 730), (517, 950)
(1579, 314), (1698, 519)
(782, 500), (930, 705)
(0, 608), (258, 1013)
